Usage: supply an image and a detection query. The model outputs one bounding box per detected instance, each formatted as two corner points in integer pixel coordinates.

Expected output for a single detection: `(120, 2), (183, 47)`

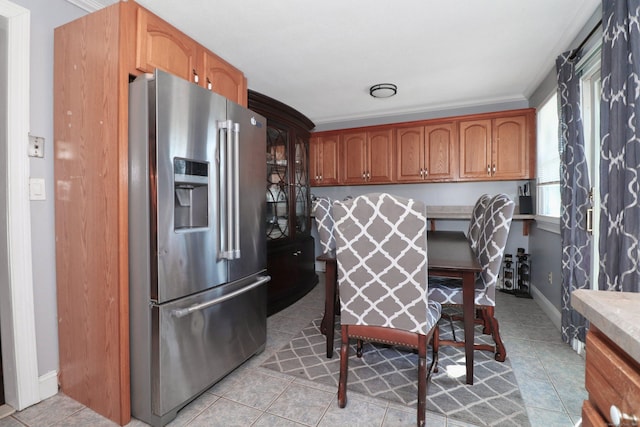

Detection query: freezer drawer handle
(171, 275), (271, 318)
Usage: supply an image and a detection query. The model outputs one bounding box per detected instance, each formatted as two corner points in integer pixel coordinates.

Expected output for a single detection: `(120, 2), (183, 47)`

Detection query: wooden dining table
(319, 230), (482, 385)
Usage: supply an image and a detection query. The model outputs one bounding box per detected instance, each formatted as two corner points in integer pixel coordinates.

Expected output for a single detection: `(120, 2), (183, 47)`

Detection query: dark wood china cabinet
(248, 90), (318, 314)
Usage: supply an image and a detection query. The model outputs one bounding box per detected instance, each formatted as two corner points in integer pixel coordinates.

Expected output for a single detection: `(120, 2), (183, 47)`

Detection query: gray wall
(10, 0), (85, 375)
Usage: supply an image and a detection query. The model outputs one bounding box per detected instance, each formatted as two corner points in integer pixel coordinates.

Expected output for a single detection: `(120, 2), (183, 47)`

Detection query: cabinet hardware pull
(319, 175), (322, 181)
(207, 77), (212, 90)
(366, 171), (370, 180)
(193, 69), (199, 84)
(420, 168), (424, 178)
(424, 168), (428, 177)
(610, 405), (638, 427)
(492, 164), (496, 174)
(486, 165), (491, 175)
(362, 172), (366, 180)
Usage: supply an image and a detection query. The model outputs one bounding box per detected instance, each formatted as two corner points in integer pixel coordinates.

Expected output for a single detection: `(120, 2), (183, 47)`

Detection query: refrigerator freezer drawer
(151, 276), (268, 419)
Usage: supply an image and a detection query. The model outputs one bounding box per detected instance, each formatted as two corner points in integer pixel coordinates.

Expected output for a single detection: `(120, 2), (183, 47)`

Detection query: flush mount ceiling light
(369, 83), (397, 98)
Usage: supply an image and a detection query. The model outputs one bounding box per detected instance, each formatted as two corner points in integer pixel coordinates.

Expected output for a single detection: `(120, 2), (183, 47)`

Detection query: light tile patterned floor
(0, 273), (585, 427)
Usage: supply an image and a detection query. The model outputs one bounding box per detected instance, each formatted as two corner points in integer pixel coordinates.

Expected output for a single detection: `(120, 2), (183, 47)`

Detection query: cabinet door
(342, 132), (368, 185)
(492, 115), (528, 179)
(459, 119), (492, 179)
(136, 8), (198, 83)
(396, 126), (425, 182)
(424, 122), (456, 181)
(310, 135), (339, 186)
(367, 129), (394, 184)
(201, 49), (248, 106)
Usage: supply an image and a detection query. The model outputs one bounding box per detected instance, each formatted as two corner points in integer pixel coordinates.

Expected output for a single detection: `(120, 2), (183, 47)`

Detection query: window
(536, 92), (561, 223)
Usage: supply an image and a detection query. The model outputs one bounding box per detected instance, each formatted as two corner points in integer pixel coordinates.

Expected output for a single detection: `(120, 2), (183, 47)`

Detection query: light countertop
(572, 289), (640, 363)
(426, 205), (535, 220)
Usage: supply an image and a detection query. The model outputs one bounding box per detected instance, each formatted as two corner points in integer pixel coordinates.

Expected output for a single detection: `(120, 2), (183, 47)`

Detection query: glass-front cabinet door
(266, 127), (289, 240)
(293, 135), (310, 235)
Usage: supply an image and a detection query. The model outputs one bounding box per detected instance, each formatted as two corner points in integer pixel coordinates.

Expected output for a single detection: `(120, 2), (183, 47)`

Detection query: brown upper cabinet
(459, 113), (531, 180)
(342, 129), (394, 185)
(136, 7), (247, 105)
(395, 122), (457, 182)
(310, 134), (340, 186)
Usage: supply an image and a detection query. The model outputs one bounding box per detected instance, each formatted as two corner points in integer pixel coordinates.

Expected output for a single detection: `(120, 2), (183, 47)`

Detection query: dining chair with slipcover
(428, 193), (515, 361)
(333, 192), (441, 427)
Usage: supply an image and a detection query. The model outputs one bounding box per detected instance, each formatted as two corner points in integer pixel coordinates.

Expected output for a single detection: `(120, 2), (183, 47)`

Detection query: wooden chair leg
(338, 325), (349, 408)
(417, 334), (427, 427)
(431, 325), (439, 374)
(488, 313), (506, 362)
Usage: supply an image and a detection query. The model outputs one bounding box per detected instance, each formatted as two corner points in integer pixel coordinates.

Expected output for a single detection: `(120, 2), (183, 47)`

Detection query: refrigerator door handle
(232, 122), (241, 259)
(218, 119), (235, 260)
(171, 275), (271, 318)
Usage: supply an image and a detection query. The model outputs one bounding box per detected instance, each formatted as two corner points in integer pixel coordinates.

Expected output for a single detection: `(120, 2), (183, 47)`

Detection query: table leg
(463, 271), (474, 385)
(320, 258), (337, 358)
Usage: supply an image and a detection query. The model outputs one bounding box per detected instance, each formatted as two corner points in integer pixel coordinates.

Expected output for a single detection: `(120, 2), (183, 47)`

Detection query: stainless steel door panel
(227, 102), (267, 282)
(154, 70), (228, 302)
(151, 274), (267, 415)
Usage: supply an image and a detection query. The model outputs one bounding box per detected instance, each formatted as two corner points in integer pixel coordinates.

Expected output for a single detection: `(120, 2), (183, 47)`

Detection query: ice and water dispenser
(174, 158), (209, 229)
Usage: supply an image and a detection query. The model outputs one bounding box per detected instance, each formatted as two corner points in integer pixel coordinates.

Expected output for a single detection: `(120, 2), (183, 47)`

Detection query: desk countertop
(426, 205), (535, 220)
(572, 289), (640, 363)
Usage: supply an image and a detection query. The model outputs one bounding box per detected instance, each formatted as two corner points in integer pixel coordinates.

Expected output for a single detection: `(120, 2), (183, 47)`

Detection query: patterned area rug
(262, 317), (530, 426)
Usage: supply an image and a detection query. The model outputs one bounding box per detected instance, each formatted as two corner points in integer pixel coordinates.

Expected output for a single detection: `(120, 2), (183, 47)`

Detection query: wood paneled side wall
(54, 2), (138, 425)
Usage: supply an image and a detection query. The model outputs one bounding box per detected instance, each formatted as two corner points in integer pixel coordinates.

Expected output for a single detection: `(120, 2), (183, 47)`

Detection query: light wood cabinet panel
(342, 130), (393, 185)
(54, 2), (137, 425)
(201, 50), (248, 106)
(459, 119), (492, 179)
(310, 134), (340, 186)
(396, 123), (456, 182)
(492, 116), (528, 179)
(136, 7), (198, 83)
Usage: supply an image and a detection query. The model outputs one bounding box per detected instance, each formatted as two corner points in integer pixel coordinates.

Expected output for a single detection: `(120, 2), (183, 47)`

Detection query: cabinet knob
(610, 405), (638, 427)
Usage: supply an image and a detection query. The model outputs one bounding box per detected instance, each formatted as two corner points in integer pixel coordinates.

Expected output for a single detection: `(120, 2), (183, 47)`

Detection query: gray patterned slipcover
(429, 193), (515, 307)
(312, 196), (336, 254)
(333, 193), (441, 334)
(467, 194), (491, 254)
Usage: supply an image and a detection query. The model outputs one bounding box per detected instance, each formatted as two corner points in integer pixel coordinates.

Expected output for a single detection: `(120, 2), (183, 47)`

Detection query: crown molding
(66, 0), (118, 12)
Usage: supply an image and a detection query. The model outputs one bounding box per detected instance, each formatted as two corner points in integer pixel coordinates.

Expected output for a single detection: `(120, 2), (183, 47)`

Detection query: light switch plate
(29, 178), (46, 200)
(28, 135), (45, 158)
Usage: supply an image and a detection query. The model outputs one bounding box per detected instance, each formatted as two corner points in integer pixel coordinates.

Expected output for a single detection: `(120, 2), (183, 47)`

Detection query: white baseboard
(530, 284), (561, 331)
(38, 370), (59, 401)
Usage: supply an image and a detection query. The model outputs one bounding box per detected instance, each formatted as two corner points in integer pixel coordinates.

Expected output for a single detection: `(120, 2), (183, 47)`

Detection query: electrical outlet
(28, 135), (45, 158)
(547, 272), (553, 284)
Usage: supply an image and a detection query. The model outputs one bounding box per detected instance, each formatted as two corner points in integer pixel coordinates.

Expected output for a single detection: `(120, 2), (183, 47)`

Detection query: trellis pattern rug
(262, 317), (530, 426)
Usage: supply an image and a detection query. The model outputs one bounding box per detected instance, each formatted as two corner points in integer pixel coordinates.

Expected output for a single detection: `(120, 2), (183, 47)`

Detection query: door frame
(0, 0), (40, 410)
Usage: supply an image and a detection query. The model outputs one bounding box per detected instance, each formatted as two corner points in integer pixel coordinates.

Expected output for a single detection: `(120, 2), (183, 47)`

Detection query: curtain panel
(600, 0), (640, 293)
(557, 51), (592, 347)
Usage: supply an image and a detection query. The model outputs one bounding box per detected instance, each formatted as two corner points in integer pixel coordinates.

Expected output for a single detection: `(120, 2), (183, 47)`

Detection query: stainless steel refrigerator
(128, 69), (269, 426)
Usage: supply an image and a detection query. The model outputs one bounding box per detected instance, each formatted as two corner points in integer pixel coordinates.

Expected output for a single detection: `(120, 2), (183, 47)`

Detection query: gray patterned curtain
(557, 51), (592, 348)
(600, 0), (640, 293)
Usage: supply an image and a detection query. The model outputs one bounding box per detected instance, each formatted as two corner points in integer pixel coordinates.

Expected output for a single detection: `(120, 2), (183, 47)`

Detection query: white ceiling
(74, 0), (600, 128)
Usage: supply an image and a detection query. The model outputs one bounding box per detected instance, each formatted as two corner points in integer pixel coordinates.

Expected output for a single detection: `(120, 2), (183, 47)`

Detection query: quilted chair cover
(333, 193), (440, 334)
(312, 196), (336, 254)
(429, 193), (515, 307)
(467, 194), (491, 254)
